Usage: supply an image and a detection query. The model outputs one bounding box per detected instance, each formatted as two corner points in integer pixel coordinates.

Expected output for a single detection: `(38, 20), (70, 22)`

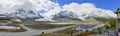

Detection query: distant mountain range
(52, 10), (116, 23)
(0, 0), (117, 24)
(5, 9), (43, 20)
(0, 8), (116, 23)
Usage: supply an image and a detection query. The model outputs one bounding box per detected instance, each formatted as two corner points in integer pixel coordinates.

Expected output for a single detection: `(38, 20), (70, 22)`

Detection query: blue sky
(51, 0), (120, 12)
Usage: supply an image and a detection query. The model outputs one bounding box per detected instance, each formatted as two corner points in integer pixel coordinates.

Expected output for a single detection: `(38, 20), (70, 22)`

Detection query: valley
(0, 19), (110, 36)
(0, 0), (117, 36)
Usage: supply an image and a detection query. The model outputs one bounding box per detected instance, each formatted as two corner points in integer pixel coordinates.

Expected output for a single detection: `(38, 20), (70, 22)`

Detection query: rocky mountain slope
(52, 10), (116, 23)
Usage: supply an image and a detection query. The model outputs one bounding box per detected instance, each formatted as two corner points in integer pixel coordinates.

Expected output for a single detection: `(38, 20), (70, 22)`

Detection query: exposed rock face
(7, 9), (44, 20)
(52, 10), (116, 23)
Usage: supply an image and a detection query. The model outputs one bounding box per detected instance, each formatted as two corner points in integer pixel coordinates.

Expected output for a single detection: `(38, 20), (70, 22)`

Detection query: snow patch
(0, 26), (21, 30)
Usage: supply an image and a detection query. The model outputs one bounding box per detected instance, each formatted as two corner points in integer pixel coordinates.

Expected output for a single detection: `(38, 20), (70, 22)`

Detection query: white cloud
(63, 3), (96, 13)
(0, 0), (59, 14)
(0, 0), (39, 14)
(62, 3), (96, 19)
(0, 0), (116, 19)
(62, 3), (116, 18)
(0, 0), (62, 21)
(43, 2), (116, 20)
(37, 0), (61, 17)
(45, 2), (116, 19)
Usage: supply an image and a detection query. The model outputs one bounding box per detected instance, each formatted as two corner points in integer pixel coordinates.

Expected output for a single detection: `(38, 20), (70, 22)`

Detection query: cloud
(0, 0), (62, 19)
(37, 0), (61, 17)
(62, 3), (96, 17)
(62, 3), (116, 18)
(0, 0), (39, 14)
(44, 2), (116, 19)
(63, 3), (96, 13)
(0, 0), (116, 19)
(0, 0), (59, 14)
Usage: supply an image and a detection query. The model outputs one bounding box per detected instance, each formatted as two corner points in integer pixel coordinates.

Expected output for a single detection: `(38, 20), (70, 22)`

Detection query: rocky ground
(0, 19), (76, 36)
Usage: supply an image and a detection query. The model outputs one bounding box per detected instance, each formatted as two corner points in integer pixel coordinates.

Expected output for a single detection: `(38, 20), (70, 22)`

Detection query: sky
(51, 0), (120, 12)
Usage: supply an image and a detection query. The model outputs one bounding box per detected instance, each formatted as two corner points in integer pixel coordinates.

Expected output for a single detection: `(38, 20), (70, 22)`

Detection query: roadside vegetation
(75, 19), (116, 36)
(34, 19), (116, 36)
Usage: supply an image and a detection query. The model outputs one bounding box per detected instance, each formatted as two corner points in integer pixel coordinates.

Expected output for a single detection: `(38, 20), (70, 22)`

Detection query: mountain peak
(7, 8), (44, 20)
(52, 10), (116, 22)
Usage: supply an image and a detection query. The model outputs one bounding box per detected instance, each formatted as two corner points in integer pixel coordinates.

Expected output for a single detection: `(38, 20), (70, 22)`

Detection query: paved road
(74, 24), (105, 35)
(76, 24), (104, 31)
(95, 31), (118, 36)
(0, 24), (75, 36)
(49, 23), (97, 25)
(89, 24), (104, 31)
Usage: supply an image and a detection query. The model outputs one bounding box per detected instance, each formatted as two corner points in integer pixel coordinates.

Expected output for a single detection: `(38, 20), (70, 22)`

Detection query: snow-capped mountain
(0, 0), (52, 21)
(88, 9), (116, 18)
(52, 10), (116, 23)
(0, 0), (116, 22)
(7, 8), (44, 20)
(53, 11), (78, 19)
(5, 8), (53, 21)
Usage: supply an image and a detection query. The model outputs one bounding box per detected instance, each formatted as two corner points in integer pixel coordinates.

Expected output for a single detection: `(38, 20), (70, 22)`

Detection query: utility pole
(71, 30), (73, 36)
(116, 7), (120, 36)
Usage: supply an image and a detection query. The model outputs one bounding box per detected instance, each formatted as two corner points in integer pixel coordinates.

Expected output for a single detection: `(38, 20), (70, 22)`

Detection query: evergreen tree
(115, 7), (120, 14)
(98, 27), (101, 34)
(109, 20), (116, 28)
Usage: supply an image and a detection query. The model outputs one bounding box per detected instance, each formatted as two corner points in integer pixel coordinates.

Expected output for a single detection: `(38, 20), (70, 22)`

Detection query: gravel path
(0, 24), (75, 36)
